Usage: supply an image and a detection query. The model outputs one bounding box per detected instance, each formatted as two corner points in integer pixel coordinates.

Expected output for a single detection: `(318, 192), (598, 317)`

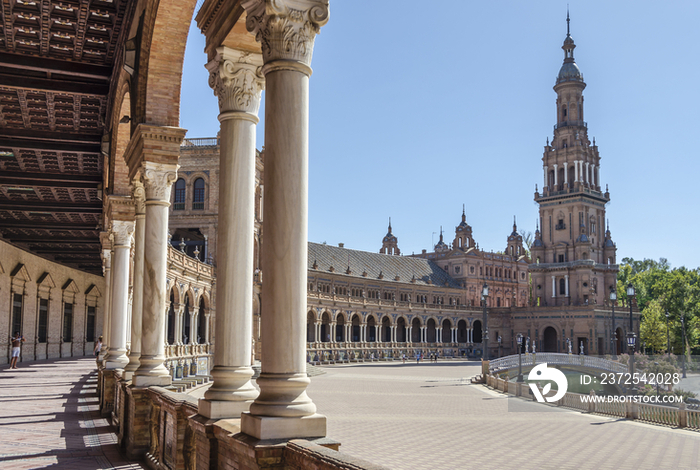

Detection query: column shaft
(124, 183), (145, 379)
(105, 221), (133, 370)
(132, 162), (178, 387)
(200, 47), (263, 418)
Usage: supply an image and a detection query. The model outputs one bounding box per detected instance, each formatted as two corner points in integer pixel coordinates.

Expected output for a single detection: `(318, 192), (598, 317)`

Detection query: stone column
(407, 326), (412, 343)
(543, 165), (548, 189)
(563, 164), (568, 185)
(241, 0), (330, 438)
(124, 181), (145, 380)
(132, 162), (179, 388)
(190, 307), (199, 344)
(565, 275), (570, 297)
(99, 246), (112, 362)
(204, 312), (212, 344)
(330, 323), (336, 342)
(553, 164), (558, 186)
(175, 303), (184, 345)
(199, 47), (264, 418)
(240, 0), (331, 425)
(105, 220), (134, 370)
(551, 276), (556, 298)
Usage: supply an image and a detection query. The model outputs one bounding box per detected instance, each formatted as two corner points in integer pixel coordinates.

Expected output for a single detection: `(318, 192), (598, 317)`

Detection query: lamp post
(610, 287), (617, 359)
(681, 314), (687, 378)
(516, 333), (524, 382)
(497, 335), (502, 358)
(482, 283), (489, 361)
(626, 283), (636, 377)
(665, 310), (670, 355)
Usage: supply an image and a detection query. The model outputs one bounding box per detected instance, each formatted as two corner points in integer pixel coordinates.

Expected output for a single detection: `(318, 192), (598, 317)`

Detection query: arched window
(193, 178), (205, 210)
(174, 179), (186, 210)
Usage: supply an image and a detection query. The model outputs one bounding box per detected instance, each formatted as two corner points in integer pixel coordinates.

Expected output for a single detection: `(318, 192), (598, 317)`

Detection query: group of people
(410, 351), (440, 364)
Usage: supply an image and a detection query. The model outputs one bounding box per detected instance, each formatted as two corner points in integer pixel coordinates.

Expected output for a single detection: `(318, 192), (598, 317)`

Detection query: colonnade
(98, 0), (330, 442)
(543, 161), (600, 190)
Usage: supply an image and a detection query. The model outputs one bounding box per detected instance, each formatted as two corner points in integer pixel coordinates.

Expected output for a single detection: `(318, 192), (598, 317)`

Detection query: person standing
(94, 336), (103, 357)
(10, 332), (25, 369)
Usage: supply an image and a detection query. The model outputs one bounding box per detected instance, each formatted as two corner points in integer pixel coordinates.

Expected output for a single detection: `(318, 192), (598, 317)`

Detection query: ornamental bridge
(488, 352), (628, 376)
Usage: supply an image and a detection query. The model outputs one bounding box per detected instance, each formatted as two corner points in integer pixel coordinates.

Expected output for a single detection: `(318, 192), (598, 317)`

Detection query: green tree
(640, 299), (667, 353)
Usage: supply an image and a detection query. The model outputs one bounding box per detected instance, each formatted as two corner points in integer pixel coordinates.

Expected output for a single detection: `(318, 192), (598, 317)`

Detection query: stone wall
(0, 240), (105, 365)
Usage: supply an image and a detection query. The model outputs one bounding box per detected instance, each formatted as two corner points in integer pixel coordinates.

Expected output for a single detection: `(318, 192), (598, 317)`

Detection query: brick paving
(307, 360), (700, 470)
(4, 358), (700, 470)
(0, 358), (143, 470)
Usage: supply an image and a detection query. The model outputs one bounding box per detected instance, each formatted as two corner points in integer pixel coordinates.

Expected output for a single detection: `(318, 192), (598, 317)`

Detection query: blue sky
(180, 1), (700, 269)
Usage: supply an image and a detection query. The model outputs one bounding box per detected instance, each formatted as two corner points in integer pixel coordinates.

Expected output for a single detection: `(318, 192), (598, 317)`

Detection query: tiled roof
(308, 242), (462, 289)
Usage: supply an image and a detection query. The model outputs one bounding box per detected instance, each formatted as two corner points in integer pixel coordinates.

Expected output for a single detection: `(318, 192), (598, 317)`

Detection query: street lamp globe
(626, 283), (635, 297)
(610, 287), (616, 301)
(482, 283), (489, 297)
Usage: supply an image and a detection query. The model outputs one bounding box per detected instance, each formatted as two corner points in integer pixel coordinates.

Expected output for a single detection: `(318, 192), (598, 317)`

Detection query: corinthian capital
(207, 48), (265, 116)
(242, 0), (330, 67)
(112, 220), (135, 247)
(142, 162), (179, 202)
(132, 177), (146, 215)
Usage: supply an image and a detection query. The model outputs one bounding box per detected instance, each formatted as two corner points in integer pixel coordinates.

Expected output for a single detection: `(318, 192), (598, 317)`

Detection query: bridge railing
(489, 352), (628, 374)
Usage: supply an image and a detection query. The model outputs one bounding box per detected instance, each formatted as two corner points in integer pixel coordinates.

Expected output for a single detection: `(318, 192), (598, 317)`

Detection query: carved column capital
(141, 162), (179, 202)
(132, 177), (146, 215)
(112, 220), (135, 247)
(102, 249), (112, 270)
(242, 0), (329, 69)
(207, 47), (265, 116)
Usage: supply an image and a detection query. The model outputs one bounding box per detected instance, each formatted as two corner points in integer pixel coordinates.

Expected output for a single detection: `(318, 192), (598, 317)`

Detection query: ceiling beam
(8, 237), (101, 244)
(0, 220), (97, 230)
(0, 52), (111, 81)
(33, 248), (101, 254)
(0, 73), (109, 96)
(0, 201), (102, 213)
(0, 171), (101, 189)
(0, 136), (101, 153)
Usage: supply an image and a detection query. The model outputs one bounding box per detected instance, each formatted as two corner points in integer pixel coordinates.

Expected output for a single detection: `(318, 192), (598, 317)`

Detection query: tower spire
(566, 6), (570, 37)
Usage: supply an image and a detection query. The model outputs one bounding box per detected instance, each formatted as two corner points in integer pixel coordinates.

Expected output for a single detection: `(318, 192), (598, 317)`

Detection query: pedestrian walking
(10, 332), (25, 369)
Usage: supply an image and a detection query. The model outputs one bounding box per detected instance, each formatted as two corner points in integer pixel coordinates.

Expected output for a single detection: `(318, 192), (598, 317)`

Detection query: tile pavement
(0, 358), (143, 470)
(306, 360), (700, 470)
(4, 358), (700, 470)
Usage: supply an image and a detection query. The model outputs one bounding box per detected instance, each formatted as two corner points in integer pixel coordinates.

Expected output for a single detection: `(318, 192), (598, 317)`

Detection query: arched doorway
(351, 315), (361, 342)
(167, 290), (175, 345)
(381, 316), (391, 343)
(197, 297), (206, 343)
(336, 314), (345, 342)
(426, 319), (437, 343)
(412, 318), (421, 342)
(543, 326), (558, 352)
(183, 294), (191, 344)
(307, 311), (315, 342)
(457, 320), (468, 343)
(321, 312), (330, 342)
(472, 320), (483, 344)
(397, 317), (407, 342)
(367, 316), (377, 342)
(442, 319), (451, 343)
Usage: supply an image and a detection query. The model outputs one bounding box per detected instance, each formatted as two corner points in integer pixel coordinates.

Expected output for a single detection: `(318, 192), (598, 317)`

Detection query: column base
(198, 398), (253, 419)
(132, 373), (171, 388)
(241, 412), (326, 440)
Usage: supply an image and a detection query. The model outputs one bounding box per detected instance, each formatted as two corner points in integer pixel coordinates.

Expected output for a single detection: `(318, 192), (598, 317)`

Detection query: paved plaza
(3, 358), (700, 470)
(0, 359), (143, 470)
(307, 360), (700, 470)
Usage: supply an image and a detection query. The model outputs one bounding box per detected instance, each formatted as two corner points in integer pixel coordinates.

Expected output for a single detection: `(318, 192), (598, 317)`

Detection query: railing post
(679, 403), (688, 428)
(626, 399), (638, 420)
(588, 390), (596, 413)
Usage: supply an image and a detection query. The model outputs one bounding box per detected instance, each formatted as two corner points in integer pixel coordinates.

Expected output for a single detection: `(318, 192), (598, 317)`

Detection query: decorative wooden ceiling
(0, 0), (131, 275)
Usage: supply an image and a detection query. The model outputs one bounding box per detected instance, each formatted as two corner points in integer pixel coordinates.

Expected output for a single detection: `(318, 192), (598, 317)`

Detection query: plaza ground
(3, 358), (700, 469)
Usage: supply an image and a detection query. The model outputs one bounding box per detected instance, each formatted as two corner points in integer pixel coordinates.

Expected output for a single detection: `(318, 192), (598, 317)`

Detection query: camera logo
(528, 363), (568, 403)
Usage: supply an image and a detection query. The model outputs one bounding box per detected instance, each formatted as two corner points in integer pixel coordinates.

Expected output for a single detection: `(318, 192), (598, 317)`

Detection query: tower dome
(556, 11), (584, 85)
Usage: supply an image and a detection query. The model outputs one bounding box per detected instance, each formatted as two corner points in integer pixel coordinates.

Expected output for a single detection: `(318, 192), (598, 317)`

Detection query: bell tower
(380, 218), (400, 255)
(530, 13), (618, 307)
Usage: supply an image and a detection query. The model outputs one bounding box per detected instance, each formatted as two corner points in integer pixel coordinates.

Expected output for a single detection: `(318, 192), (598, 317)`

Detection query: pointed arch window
(193, 178), (205, 210)
(174, 179), (186, 210)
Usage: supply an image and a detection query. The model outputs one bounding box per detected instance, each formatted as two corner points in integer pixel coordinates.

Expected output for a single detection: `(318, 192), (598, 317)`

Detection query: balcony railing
(181, 137), (219, 148)
(554, 120), (587, 130)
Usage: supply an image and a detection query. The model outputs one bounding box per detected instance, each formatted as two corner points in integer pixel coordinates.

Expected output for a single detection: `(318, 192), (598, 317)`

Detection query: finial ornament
(567, 6), (570, 36)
